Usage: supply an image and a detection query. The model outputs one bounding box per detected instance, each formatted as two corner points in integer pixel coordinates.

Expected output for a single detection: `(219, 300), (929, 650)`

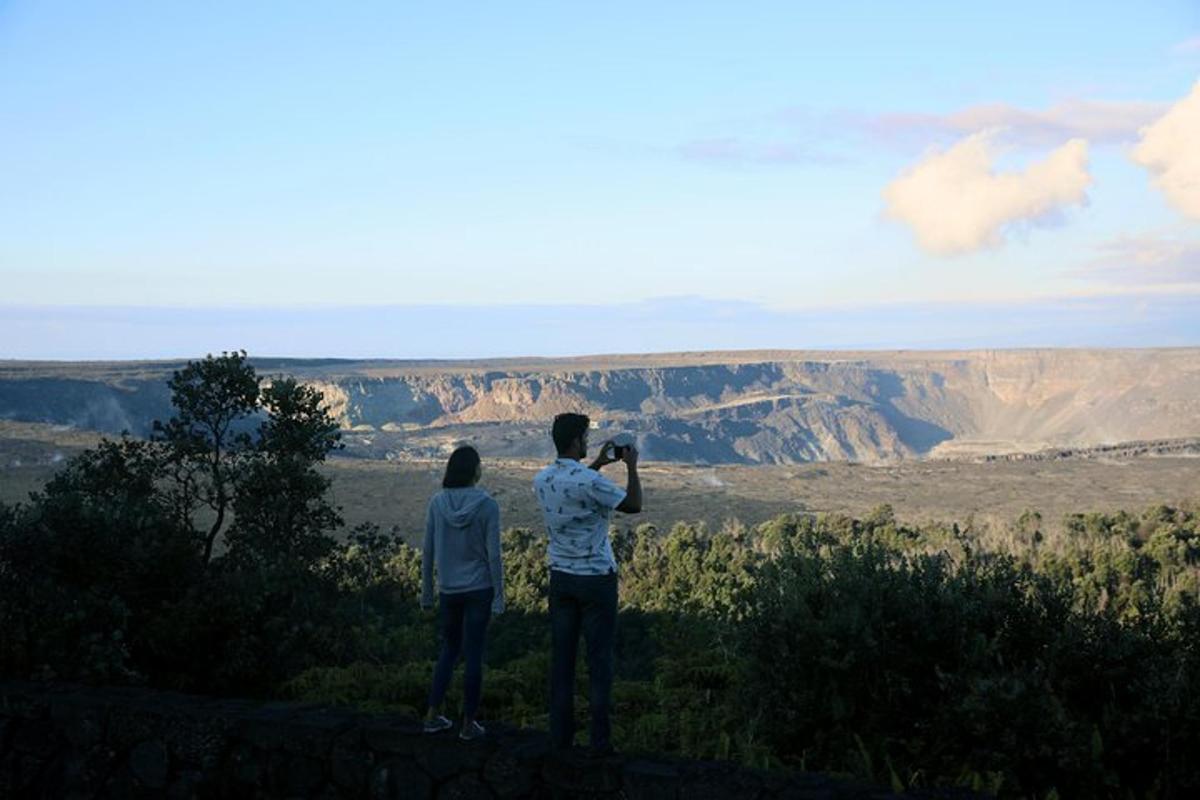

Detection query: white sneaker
(423, 714), (453, 734)
(459, 720), (486, 741)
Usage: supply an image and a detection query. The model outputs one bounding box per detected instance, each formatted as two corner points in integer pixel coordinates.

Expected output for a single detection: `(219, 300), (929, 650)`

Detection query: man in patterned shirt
(533, 412), (642, 755)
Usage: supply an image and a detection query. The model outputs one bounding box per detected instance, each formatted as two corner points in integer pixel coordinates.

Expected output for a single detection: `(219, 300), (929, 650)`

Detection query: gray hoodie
(421, 487), (505, 612)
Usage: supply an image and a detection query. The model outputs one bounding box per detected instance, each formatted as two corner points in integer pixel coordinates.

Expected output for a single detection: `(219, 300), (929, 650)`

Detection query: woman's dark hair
(442, 445), (481, 488)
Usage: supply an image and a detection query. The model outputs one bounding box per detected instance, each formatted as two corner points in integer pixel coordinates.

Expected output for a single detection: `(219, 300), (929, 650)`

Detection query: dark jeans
(549, 569), (617, 750)
(427, 586), (493, 719)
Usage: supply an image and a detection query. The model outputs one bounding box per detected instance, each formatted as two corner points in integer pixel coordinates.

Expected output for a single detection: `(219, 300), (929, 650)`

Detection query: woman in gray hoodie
(421, 445), (505, 740)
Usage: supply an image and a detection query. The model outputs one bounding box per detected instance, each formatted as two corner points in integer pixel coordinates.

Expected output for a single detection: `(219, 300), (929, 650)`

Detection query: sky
(2, 1), (1199, 358)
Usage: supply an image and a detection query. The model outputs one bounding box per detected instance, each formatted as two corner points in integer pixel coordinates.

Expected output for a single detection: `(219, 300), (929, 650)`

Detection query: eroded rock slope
(2, 350), (1198, 463)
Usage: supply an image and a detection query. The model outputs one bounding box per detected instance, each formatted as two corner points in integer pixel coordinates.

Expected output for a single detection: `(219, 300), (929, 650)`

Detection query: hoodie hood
(433, 487), (491, 527)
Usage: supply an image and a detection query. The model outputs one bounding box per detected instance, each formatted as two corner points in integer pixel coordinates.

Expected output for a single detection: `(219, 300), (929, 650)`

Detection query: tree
(0, 351), (351, 690)
(223, 378), (343, 569)
(0, 436), (197, 681)
(152, 350), (260, 566)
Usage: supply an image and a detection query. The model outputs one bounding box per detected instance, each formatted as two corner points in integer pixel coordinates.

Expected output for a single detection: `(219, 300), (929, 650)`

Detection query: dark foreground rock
(0, 680), (984, 799)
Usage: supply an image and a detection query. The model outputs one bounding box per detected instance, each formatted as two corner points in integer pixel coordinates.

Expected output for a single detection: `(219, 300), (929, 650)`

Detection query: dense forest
(2, 353), (1199, 799)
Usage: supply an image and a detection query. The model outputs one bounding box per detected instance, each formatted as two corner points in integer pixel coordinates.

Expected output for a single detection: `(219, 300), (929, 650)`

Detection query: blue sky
(2, 1), (1199, 357)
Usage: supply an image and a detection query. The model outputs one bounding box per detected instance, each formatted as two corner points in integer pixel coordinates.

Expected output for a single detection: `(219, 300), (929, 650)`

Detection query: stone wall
(0, 680), (979, 799)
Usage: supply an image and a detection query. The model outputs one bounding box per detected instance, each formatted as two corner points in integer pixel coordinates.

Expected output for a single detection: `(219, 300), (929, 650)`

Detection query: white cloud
(1078, 234), (1200, 284)
(1173, 36), (1200, 54)
(882, 131), (1091, 255)
(1132, 80), (1200, 220)
(674, 136), (840, 166)
(855, 99), (1165, 149)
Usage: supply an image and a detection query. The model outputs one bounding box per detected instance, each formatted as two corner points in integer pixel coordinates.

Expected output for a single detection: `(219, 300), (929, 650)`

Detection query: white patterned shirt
(532, 457), (627, 575)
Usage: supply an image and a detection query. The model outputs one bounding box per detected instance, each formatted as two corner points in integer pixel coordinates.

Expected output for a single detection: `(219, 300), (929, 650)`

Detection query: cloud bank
(1132, 80), (1200, 220)
(854, 99), (1165, 149)
(1080, 235), (1200, 285)
(1173, 37), (1200, 54)
(675, 137), (839, 166)
(882, 131), (1091, 255)
(4, 293), (1200, 360)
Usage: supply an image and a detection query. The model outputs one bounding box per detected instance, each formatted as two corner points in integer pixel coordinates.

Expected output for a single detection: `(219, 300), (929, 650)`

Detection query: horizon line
(6, 344), (1200, 368)
(4, 283), (1200, 314)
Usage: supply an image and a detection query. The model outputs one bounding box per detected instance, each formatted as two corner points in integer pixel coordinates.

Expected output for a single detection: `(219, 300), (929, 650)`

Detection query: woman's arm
(421, 502), (436, 608)
(486, 500), (505, 614)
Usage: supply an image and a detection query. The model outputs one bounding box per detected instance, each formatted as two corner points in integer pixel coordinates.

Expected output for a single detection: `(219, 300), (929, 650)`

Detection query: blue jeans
(549, 569), (617, 750)
(427, 586), (493, 719)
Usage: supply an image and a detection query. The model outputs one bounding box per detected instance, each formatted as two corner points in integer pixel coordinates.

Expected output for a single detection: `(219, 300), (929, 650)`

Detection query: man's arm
(615, 446), (642, 514)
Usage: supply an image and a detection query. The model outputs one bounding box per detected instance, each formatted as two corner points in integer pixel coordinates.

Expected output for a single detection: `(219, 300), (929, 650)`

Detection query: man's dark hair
(552, 413), (590, 455)
(442, 445), (481, 488)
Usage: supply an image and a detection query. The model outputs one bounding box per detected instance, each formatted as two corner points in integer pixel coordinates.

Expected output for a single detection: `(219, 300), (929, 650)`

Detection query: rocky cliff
(3, 349), (1199, 464)
(0, 680), (975, 799)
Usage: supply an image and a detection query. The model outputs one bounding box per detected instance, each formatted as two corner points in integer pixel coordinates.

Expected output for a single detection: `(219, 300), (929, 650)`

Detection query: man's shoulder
(576, 465), (602, 482)
(534, 459), (595, 479)
(588, 467), (619, 488)
(558, 460), (592, 478)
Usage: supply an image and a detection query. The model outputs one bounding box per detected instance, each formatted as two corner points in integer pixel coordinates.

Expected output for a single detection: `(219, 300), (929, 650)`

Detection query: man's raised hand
(621, 443), (639, 467)
(590, 440), (618, 470)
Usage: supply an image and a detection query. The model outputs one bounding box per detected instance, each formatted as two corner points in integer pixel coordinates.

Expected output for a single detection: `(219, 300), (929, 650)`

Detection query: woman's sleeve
(421, 501), (435, 607)
(487, 500), (505, 613)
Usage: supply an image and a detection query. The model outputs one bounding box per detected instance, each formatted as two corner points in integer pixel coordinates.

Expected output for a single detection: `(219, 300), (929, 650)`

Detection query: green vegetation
(2, 353), (1199, 798)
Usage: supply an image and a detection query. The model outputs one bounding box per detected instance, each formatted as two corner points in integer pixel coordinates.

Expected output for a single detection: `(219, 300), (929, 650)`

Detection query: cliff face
(3, 350), (1199, 463)
(0, 680), (959, 799)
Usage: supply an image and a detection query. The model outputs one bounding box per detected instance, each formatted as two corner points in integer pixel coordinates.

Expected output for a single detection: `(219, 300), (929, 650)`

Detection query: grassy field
(321, 454), (1200, 542)
(5, 419), (1198, 544)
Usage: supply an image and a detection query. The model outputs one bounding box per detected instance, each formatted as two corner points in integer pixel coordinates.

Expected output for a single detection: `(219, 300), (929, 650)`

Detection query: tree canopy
(2, 352), (1200, 798)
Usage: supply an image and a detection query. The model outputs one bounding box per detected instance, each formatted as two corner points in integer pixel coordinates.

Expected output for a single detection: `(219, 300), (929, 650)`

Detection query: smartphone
(610, 432), (635, 459)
